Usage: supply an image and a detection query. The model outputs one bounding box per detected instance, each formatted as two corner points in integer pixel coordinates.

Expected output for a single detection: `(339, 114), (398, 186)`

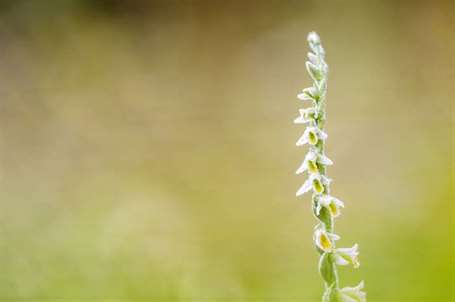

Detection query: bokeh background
(0, 0), (453, 301)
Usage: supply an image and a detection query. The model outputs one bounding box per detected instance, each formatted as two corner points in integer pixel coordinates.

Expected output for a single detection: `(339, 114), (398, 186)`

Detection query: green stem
(316, 98), (339, 291)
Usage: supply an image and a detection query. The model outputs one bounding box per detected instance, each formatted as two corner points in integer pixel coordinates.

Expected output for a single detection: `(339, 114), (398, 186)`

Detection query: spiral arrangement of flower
(294, 32), (366, 302)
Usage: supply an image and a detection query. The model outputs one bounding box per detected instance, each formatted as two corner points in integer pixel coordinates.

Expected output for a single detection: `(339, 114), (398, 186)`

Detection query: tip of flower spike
(307, 31), (321, 45)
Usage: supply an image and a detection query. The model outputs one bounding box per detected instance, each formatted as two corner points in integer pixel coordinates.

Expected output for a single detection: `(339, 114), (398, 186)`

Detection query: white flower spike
(293, 32), (365, 300)
(337, 281), (366, 302)
(334, 244), (360, 268)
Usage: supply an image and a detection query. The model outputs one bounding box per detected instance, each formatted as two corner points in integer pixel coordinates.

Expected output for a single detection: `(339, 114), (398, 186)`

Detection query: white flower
(296, 174), (331, 196)
(298, 79), (327, 102)
(334, 244), (360, 268)
(296, 151), (318, 174)
(296, 151), (333, 174)
(337, 281), (366, 302)
(306, 61), (324, 81)
(316, 195), (344, 217)
(296, 126), (328, 146)
(314, 228), (340, 252)
(294, 108), (318, 124)
(297, 86), (318, 101)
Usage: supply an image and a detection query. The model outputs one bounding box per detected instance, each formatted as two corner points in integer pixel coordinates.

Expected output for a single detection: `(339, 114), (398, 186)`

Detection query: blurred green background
(0, 0), (453, 301)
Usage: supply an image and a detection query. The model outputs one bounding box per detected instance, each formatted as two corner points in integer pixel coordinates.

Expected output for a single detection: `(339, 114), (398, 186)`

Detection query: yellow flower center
(308, 160), (319, 173)
(320, 233), (332, 251)
(329, 202), (338, 216)
(308, 131), (318, 145)
(313, 178), (324, 193)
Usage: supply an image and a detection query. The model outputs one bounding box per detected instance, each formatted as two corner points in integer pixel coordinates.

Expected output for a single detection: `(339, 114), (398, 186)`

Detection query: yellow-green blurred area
(0, 0), (453, 301)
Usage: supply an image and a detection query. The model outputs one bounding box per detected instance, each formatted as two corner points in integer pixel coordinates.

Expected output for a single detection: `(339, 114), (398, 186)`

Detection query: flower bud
(307, 31), (321, 45)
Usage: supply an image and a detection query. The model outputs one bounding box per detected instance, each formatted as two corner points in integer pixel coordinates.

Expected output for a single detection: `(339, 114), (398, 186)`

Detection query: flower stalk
(294, 32), (366, 302)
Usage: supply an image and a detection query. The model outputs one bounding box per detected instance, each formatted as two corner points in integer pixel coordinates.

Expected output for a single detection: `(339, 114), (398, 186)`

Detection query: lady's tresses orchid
(296, 126), (328, 146)
(294, 108), (318, 124)
(296, 151), (333, 175)
(296, 173), (331, 196)
(293, 32), (366, 301)
(316, 195), (344, 218)
(314, 228), (340, 252)
(334, 244), (360, 268)
(337, 281), (366, 302)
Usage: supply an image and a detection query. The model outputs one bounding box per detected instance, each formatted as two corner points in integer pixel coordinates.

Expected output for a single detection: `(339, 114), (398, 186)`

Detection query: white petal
(318, 129), (328, 140)
(321, 175), (332, 185)
(297, 152), (317, 173)
(321, 62), (329, 74)
(316, 78), (327, 93)
(328, 232), (340, 241)
(334, 255), (350, 266)
(318, 154), (333, 165)
(298, 87), (317, 101)
(296, 179), (312, 196)
(310, 44), (325, 58)
(294, 109), (311, 124)
(339, 281), (366, 302)
(307, 52), (319, 65)
(308, 172), (321, 182)
(338, 244), (359, 256)
(356, 281), (365, 291)
(338, 295), (357, 302)
(296, 128), (313, 146)
(306, 61), (322, 81)
(303, 87), (317, 95)
(318, 195), (331, 206)
(296, 132), (308, 146)
(305, 151), (318, 162)
(297, 92), (313, 101)
(294, 115), (306, 124)
(295, 160), (308, 174)
(315, 202), (322, 216)
(333, 198), (345, 208)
